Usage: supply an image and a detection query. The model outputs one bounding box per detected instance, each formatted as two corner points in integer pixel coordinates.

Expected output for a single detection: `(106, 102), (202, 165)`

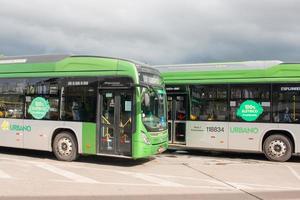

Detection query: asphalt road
(0, 147), (300, 200)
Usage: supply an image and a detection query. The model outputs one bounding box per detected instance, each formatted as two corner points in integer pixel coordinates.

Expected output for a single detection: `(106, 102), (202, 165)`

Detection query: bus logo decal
(1, 120), (32, 132)
(230, 127), (259, 134)
(28, 97), (50, 120)
(1, 120), (10, 131)
(237, 100), (263, 122)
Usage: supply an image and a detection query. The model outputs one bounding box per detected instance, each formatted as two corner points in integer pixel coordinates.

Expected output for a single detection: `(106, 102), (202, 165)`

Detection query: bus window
(24, 78), (60, 120)
(273, 84), (300, 123)
(0, 79), (26, 119)
(0, 95), (24, 119)
(25, 96), (59, 120)
(61, 79), (97, 122)
(230, 84), (271, 122)
(175, 96), (186, 120)
(190, 85), (228, 121)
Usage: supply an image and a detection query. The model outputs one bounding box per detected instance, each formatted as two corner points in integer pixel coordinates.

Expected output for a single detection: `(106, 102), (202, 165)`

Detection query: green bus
(155, 60), (300, 162)
(0, 55), (168, 161)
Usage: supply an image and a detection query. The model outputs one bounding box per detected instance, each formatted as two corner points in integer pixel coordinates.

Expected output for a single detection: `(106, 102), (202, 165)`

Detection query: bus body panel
(0, 118), (84, 153)
(187, 121), (228, 149)
(17, 120), (83, 153)
(23, 119), (65, 151)
(82, 122), (97, 155)
(186, 121), (293, 153)
(276, 124), (298, 152)
(228, 122), (277, 152)
(0, 118), (24, 148)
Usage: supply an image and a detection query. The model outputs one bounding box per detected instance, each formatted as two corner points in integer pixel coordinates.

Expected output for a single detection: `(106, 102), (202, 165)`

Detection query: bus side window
(25, 78), (59, 120)
(190, 85), (228, 121)
(273, 84), (300, 123)
(230, 84), (271, 122)
(0, 95), (24, 119)
(61, 79), (97, 122)
(0, 79), (26, 119)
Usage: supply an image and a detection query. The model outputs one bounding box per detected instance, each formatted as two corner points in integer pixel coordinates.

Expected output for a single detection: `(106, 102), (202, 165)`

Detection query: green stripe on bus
(82, 122), (97, 154)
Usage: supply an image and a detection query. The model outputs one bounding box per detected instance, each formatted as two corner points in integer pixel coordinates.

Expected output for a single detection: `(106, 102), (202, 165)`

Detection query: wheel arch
(261, 129), (295, 153)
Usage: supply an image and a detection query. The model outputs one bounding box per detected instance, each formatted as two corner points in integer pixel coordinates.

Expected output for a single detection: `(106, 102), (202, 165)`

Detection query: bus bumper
(132, 141), (168, 159)
(151, 141), (169, 155)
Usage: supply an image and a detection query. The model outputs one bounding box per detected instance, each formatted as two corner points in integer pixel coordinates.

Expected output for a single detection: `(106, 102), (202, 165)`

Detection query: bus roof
(154, 60), (283, 72)
(153, 60), (300, 84)
(0, 54), (159, 78)
(0, 54), (68, 64)
(0, 54), (144, 66)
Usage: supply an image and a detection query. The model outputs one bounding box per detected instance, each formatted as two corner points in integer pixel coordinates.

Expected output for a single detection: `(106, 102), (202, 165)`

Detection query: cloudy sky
(0, 0), (299, 64)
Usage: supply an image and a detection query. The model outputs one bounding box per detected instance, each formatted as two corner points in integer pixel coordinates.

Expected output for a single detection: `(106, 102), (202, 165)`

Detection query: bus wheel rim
(268, 140), (287, 158)
(57, 138), (73, 156)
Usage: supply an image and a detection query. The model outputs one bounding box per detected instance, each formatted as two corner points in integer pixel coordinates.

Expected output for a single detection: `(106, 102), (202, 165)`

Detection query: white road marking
(119, 171), (184, 187)
(0, 157), (223, 188)
(0, 157), (31, 167)
(52, 179), (228, 189)
(286, 165), (300, 181)
(35, 163), (98, 184)
(141, 172), (214, 182)
(230, 182), (300, 191)
(61, 163), (223, 183)
(133, 173), (184, 187)
(0, 169), (12, 179)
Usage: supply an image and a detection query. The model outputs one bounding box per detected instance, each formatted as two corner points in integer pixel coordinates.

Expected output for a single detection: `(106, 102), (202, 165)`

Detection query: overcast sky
(0, 0), (299, 64)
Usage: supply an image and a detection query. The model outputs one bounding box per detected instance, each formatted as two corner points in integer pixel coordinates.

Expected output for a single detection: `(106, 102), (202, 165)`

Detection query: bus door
(98, 90), (133, 156)
(168, 94), (188, 144)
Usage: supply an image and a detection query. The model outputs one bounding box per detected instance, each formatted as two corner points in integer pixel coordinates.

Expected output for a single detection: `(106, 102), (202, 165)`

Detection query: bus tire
(53, 132), (79, 161)
(263, 134), (292, 162)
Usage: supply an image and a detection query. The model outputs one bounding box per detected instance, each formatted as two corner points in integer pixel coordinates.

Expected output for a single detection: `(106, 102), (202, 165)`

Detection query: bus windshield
(141, 88), (167, 132)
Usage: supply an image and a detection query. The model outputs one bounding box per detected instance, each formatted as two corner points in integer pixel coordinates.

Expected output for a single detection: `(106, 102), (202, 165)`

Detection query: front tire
(53, 132), (79, 161)
(263, 134), (292, 162)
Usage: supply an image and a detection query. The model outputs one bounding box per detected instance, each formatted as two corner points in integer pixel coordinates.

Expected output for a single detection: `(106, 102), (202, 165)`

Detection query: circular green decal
(237, 100), (263, 122)
(28, 97), (50, 119)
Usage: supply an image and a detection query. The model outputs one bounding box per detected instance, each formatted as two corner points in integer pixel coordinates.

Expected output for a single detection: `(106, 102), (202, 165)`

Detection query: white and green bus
(155, 60), (300, 162)
(0, 55), (168, 161)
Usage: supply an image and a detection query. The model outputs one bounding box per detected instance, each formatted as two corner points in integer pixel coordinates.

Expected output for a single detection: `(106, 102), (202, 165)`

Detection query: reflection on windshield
(141, 88), (167, 132)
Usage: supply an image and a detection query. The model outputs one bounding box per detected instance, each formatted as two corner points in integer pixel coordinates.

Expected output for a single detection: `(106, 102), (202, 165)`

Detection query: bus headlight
(141, 132), (151, 145)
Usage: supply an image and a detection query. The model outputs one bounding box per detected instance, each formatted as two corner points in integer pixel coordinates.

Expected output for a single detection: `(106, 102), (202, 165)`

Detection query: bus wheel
(263, 134), (292, 162)
(53, 132), (78, 161)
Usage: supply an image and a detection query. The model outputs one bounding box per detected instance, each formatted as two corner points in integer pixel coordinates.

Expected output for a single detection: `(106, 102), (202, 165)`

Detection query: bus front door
(99, 90), (133, 156)
(168, 94), (188, 144)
